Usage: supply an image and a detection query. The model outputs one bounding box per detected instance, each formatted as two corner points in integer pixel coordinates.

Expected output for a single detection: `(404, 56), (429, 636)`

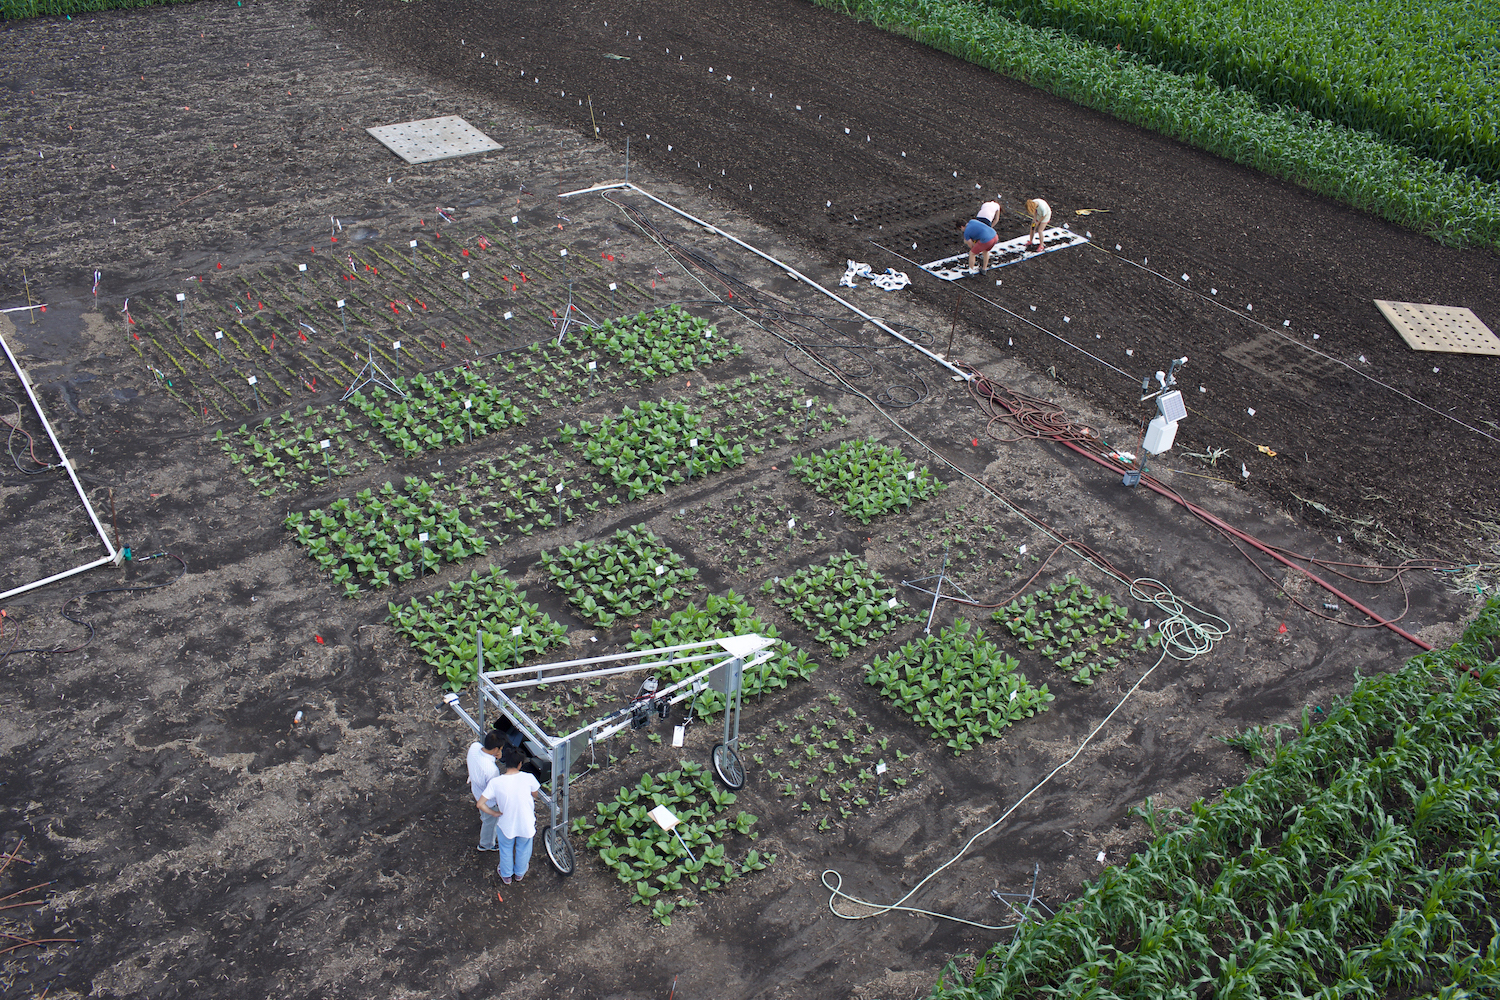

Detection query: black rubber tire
(543, 826), (575, 876)
(711, 742), (745, 789)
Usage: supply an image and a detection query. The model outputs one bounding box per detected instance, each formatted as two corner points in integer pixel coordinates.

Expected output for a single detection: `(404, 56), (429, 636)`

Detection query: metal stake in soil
(902, 546), (977, 634)
(341, 305), (403, 402)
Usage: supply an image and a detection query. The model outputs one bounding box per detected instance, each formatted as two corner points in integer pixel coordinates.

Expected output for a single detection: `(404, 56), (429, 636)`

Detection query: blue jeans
(478, 809), (499, 850)
(497, 832), (534, 879)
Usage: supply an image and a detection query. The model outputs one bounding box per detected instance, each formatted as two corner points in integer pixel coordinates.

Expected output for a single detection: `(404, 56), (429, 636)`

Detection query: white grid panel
(922, 228), (1089, 281)
(1374, 300), (1500, 356)
(366, 116), (502, 165)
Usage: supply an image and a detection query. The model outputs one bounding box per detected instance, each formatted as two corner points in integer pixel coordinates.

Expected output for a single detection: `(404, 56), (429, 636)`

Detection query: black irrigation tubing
(0, 553), (188, 661)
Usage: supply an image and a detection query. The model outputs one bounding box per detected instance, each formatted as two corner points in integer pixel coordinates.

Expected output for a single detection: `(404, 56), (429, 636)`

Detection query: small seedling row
(675, 489), (831, 578)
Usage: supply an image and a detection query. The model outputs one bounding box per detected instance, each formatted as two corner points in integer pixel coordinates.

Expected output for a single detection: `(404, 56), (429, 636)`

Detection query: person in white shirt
(478, 747), (543, 883)
(976, 199), (1003, 226)
(1025, 198), (1052, 252)
(466, 731), (506, 851)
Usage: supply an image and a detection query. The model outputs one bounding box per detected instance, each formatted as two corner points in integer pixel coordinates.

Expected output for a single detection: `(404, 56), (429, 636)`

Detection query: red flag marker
(315, 635), (325, 644)
(1277, 622), (1288, 634)
(217, 262), (223, 269)
(972, 438), (979, 446)
(440, 341), (446, 349)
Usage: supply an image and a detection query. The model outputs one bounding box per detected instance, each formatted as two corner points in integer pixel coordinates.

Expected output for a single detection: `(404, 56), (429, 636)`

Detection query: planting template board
(1374, 300), (1500, 356)
(366, 116), (502, 164)
(921, 228), (1090, 281)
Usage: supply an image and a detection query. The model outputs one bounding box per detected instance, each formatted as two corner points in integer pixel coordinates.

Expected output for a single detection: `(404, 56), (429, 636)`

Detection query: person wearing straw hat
(1025, 198), (1052, 252)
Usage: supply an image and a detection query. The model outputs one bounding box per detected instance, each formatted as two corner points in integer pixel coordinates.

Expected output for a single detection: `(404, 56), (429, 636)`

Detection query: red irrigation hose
(1054, 437), (1433, 651)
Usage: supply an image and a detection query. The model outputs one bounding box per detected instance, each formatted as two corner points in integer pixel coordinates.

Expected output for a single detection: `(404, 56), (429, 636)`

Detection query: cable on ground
(0, 552), (187, 661)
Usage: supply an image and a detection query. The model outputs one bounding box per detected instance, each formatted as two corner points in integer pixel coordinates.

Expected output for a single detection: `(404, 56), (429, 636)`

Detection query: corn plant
(575, 761), (774, 924)
(790, 438), (944, 523)
(866, 619), (1053, 755)
(386, 565), (568, 690)
(539, 524), (701, 627)
(763, 552), (913, 658)
(935, 598), (1500, 999)
(627, 590), (819, 716)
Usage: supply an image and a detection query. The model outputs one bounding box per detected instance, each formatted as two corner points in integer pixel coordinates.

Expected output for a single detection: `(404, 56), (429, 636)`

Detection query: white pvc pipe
(558, 181), (972, 381)
(0, 326), (121, 602)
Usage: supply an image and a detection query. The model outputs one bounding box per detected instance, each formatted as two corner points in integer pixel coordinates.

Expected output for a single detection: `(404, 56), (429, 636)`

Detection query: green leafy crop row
(386, 566), (569, 690)
(582, 304), (739, 379)
(348, 367), (527, 456)
(817, 0), (1500, 247)
(993, 575), (1152, 684)
(866, 619), (1054, 755)
(762, 552), (912, 658)
(540, 524), (702, 627)
(791, 437), (945, 523)
(576, 761), (773, 925)
(564, 400), (748, 501)
(937, 598), (1500, 998)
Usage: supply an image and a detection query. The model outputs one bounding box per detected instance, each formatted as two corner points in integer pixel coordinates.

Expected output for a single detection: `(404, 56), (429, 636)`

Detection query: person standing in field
(976, 197), (1003, 227)
(1025, 198), (1052, 251)
(478, 746), (543, 884)
(466, 730), (505, 852)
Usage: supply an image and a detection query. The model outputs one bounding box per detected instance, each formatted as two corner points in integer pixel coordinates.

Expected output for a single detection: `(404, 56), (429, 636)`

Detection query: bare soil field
(0, 2), (1494, 999)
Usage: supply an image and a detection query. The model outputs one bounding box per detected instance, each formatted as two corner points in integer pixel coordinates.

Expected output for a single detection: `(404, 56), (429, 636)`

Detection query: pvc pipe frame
(0, 326), (121, 602)
(558, 181), (972, 382)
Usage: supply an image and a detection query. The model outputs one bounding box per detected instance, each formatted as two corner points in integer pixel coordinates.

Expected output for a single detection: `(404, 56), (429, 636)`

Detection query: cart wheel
(711, 742), (745, 790)
(543, 826), (575, 877)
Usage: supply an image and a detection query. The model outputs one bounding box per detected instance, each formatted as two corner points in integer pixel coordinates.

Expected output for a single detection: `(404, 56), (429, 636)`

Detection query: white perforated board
(922, 228), (1090, 281)
(1373, 300), (1499, 356)
(366, 116), (501, 165)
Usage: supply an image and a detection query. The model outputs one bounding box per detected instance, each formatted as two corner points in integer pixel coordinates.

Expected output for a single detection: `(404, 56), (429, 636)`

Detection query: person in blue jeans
(479, 747), (542, 884)
(466, 731), (505, 851)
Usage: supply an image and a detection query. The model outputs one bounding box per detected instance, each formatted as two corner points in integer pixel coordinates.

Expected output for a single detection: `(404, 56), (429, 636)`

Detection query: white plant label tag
(511, 215), (519, 224)
(1009, 690), (1018, 702)
(906, 470), (916, 481)
(588, 361), (597, 371)
(1019, 544), (1028, 555)
(247, 376), (257, 386)
(672, 726), (685, 747)
(417, 532), (429, 542)
(689, 438), (698, 448)
(299, 264), (307, 272)
(787, 518), (795, 530)
(504, 311), (513, 320)
(336, 299), (345, 308)
(319, 439), (331, 450)
(511, 625), (523, 637)
(555, 482), (564, 494)
(464, 399), (471, 409)
(805, 399), (814, 409)
(876, 761), (887, 775)
(392, 340), (402, 350)
(655, 565), (666, 576)
(215, 331), (224, 340)
(888, 598), (899, 609)
(176, 293), (185, 302)
(409, 240), (418, 248)
(609, 282), (617, 291)
(462, 271), (470, 280)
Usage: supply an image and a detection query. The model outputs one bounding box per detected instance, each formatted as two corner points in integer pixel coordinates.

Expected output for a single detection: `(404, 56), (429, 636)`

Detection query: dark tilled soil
(320, 0), (1500, 560)
(0, 2), (1491, 999)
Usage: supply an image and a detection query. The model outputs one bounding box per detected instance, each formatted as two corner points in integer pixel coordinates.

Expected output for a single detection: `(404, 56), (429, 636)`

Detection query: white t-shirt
(1030, 199), (1051, 228)
(977, 201), (1001, 224)
(466, 741), (501, 802)
(482, 770), (542, 838)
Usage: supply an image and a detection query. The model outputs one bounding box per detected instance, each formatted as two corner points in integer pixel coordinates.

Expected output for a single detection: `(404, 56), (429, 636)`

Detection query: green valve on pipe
(122, 547), (133, 561)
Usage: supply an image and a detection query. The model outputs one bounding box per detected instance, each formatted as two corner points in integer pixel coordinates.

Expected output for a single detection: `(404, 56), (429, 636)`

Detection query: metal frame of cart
(443, 632), (775, 876)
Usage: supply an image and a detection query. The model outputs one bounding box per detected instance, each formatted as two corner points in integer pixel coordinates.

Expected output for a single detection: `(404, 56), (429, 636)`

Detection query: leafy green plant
(386, 565), (569, 690)
(790, 438), (944, 522)
(581, 304), (738, 377)
(540, 524), (700, 625)
(763, 552), (911, 656)
(866, 619), (1053, 755)
(348, 366), (526, 454)
(993, 575), (1140, 684)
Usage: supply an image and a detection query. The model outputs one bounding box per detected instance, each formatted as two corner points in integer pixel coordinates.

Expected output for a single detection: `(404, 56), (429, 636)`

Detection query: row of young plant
(865, 618), (1054, 756)
(575, 761), (774, 926)
(762, 551), (912, 659)
(346, 367), (527, 456)
(674, 491), (833, 579)
(748, 691), (928, 833)
(542, 525), (705, 628)
(994, 575), (1153, 685)
(791, 437), (945, 523)
(934, 598), (1500, 999)
(817, 0), (1500, 247)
